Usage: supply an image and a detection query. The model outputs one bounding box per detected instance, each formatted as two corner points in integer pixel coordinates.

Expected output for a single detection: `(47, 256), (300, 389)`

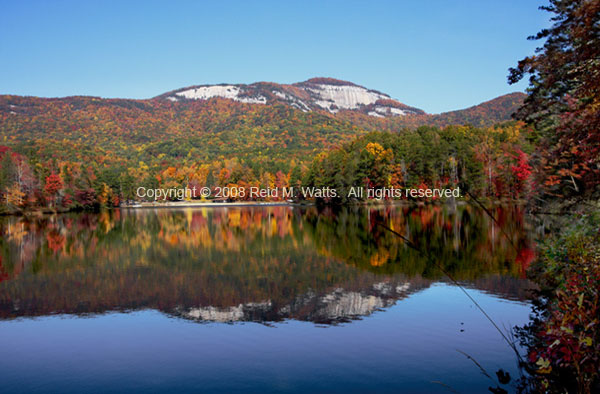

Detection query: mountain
(0, 78), (532, 212)
(154, 78), (525, 125)
(157, 77), (426, 117)
(1, 77), (524, 126)
(422, 92), (527, 127)
(332, 92), (526, 131)
(0, 79), (526, 175)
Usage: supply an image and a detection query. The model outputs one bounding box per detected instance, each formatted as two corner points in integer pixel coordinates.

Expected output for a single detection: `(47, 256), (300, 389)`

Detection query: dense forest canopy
(509, 0), (600, 197)
(0, 89), (529, 212)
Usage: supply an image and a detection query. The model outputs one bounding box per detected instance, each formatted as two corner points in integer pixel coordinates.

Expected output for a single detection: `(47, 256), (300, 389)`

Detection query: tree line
(0, 121), (536, 212)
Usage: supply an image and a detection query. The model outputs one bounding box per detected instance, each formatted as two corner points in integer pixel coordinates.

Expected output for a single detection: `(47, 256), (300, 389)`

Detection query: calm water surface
(0, 204), (537, 393)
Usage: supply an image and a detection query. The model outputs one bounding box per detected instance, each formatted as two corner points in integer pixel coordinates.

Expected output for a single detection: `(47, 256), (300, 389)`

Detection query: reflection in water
(0, 204), (535, 324)
(0, 204), (539, 393)
(175, 278), (424, 324)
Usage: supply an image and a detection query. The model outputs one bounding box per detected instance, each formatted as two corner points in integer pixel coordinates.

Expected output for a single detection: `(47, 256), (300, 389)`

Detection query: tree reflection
(0, 204), (535, 323)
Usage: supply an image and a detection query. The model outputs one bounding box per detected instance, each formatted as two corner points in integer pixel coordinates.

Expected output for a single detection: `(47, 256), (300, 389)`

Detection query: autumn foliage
(509, 0), (600, 197)
(517, 214), (600, 393)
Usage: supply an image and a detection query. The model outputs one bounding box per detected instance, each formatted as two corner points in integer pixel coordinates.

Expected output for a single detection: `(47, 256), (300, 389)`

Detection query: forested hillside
(2, 95), (367, 163)
(337, 92), (526, 130)
(0, 81), (527, 212)
(304, 123), (534, 202)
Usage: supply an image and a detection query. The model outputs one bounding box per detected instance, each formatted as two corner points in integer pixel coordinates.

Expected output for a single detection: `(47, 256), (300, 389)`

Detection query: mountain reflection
(0, 204), (535, 324)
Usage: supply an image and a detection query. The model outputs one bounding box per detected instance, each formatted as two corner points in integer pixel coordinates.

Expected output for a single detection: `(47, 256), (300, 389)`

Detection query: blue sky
(0, 0), (549, 113)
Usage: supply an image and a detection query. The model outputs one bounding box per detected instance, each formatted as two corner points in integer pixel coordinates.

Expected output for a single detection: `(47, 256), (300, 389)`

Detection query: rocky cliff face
(159, 77), (426, 117)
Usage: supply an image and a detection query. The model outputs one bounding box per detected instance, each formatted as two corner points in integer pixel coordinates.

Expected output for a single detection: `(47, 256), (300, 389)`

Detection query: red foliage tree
(511, 149), (532, 196)
(44, 173), (63, 206)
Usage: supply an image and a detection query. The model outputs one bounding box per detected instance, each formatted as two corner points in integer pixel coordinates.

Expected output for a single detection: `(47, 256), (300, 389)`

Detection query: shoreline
(2, 198), (533, 217)
(122, 201), (300, 209)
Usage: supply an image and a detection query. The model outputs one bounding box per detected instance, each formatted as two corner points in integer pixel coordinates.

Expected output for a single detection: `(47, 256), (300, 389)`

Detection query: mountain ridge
(1, 77), (525, 127)
(156, 77), (426, 118)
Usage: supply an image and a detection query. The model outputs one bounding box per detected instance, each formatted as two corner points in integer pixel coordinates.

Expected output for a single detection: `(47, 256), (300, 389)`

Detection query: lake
(0, 204), (537, 393)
